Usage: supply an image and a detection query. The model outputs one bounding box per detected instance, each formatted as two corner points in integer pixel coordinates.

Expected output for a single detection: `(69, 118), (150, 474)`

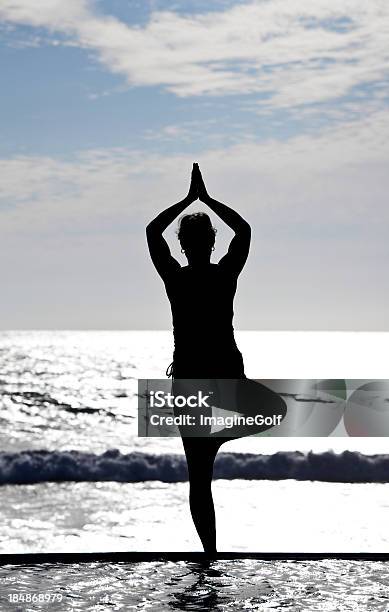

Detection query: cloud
(0, 107), (388, 235)
(0, 0), (388, 110)
(0, 101), (387, 328)
(0, 0), (89, 29)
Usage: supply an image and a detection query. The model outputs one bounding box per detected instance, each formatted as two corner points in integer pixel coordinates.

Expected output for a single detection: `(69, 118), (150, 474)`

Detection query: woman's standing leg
(181, 436), (222, 555)
(172, 376), (239, 554)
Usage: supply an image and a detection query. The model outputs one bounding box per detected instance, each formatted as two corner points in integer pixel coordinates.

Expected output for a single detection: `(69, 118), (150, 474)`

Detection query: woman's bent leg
(210, 378), (287, 439)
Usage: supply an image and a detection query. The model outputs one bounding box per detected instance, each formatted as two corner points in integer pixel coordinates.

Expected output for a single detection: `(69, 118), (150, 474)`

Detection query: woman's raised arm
(194, 164), (251, 276)
(146, 164), (198, 280)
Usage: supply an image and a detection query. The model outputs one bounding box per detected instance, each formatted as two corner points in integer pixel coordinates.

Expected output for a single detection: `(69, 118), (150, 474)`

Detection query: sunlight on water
(1, 559), (389, 611)
(2, 480), (389, 554)
(1, 331), (389, 609)
(1, 330), (389, 455)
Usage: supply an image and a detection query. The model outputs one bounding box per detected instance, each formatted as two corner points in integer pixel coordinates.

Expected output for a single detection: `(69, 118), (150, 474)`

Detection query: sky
(0, 0), (388, 330)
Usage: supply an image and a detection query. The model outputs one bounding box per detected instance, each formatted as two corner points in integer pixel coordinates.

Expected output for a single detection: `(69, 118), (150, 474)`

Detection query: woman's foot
(203, 548), (218, 560)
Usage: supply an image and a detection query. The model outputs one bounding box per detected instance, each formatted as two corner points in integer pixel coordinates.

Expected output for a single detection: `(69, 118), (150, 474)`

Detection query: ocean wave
(0, 449), (388, 485)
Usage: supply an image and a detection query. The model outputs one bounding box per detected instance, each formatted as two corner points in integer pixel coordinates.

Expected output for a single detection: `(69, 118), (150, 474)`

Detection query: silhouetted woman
(146, 163), (284, 555)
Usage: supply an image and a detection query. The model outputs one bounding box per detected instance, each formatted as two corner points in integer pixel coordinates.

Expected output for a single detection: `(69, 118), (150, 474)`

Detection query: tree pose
(146, 163), (285, 555)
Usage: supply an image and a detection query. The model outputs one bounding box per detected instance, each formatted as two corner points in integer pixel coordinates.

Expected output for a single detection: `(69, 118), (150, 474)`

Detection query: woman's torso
(164, 263), (245, 378)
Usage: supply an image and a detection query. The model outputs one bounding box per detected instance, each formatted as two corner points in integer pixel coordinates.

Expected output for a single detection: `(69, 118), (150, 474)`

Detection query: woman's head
(177, 213), (217, 259)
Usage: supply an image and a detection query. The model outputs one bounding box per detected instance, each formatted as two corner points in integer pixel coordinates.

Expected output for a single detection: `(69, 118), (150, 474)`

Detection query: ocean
(1, 330), (389, 611)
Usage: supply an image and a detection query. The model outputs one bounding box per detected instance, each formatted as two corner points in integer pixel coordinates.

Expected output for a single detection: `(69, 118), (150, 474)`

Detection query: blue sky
(0, 0), (388, 329)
